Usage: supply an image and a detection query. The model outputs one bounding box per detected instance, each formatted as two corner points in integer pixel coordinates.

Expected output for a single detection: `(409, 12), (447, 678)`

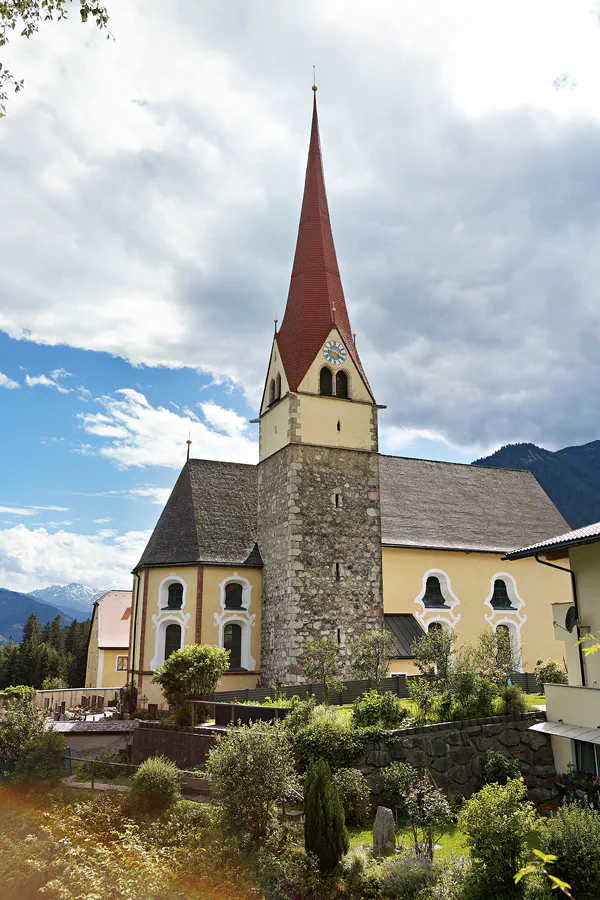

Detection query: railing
(63, 754), (210, 790)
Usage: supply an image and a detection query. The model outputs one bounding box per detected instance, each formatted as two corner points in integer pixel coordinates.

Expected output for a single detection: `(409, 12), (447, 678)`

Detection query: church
(128, 90), (571, 707)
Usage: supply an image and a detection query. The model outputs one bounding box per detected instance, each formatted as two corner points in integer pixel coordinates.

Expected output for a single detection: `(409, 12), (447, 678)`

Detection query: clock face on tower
(323, 340), (347, 366)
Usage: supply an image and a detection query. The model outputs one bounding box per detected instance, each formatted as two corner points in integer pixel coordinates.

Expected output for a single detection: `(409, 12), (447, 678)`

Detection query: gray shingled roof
(505, 519), (600, 559)
(379, 456), (569, 553)
(384, 613), (426, 657)
(135, 459), (261, 570)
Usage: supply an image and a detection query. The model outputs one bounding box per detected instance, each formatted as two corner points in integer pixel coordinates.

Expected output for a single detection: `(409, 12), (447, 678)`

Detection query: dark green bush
(332, 767), (371, 826)
(131, 756), (181, 811)
(351, 690), (408, 728)
(304, 758), (348, 872)
(533, 658), (567, 693)
(539, 803), (600, 898)
(14, 730), (66, 781)
(494, 684), (527, 716)
(444, 677), (498, 721)
(289, 706), (361, 771)
(477, 749), (521, 788)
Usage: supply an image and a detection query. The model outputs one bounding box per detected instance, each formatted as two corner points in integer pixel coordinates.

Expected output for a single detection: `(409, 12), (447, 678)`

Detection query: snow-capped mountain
(30, 583), (106, 616)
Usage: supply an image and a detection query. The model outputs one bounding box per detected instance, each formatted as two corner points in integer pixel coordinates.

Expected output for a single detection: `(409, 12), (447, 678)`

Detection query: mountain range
(473, 439), (600, 530)
(30, 583), (106, 617)
(0, 583), (102, 645)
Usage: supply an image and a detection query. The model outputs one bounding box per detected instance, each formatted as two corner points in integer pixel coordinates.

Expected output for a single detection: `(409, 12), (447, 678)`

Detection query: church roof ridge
(275, 91), (373, 399)
(379, 452), (537, 476)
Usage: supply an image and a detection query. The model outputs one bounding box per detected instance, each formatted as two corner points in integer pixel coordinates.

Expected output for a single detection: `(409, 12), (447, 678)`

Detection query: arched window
(224, 623), (243, 669)
(491, 579), (513, 609)
(225, 582), (243, 609)
(268, 379), (275, 405)
(428, 621), (443, 635)
(423, 576), (448, 608)
(336, 370), (348, 398)
(319, 367), (333, 396)
(167, 583), (183, 609)
(164, 623), (181, 661)
(275, 373), (281, 400)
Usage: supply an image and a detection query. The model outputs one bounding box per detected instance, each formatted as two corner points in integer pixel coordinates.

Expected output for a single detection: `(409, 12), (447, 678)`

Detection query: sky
(2, 0), (600, 593)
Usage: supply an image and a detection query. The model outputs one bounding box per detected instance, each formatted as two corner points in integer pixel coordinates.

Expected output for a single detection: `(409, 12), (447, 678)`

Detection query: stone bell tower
(257, 86), (384, 684)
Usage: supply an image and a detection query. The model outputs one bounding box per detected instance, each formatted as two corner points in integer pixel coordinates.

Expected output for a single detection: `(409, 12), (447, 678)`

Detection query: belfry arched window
(225, 582), (243, 610)
(268, 379), (275, 405)
(164, 623), (181, 661)
(336, 370), (348, 399)
(167, 583), (183, 610)
(491, 579), (513, 609)
(275, 373), (281, 400)
(423, 576), (448, 608)
(319, 367), (333, 396)
(224, 622), (243, 669)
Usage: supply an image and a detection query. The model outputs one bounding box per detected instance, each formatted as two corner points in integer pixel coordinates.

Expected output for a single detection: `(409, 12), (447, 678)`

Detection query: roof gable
(96, 590), (132, 648)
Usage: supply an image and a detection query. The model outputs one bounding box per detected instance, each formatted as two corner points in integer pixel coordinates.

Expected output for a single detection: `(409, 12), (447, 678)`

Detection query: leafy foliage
(0, 0), (111, 116)
(298, 635), (343, 704)
(533, 658), (568, 693)
(412, 627), (454, 684)
(0, 614), (90, 689)
(286, 703), (362, 771)
(131, 756), (181, 812)
(304, 757), (349, 872)
(152, 643), (230, 719)
(494, 683), (527, 716)
(332, 767), (371, 826)
(206, 719), (299, 846)
(0, 696), (47, 771)
(538, 802), (600, 898)
(350, 629), (397, 686)
(477, 749), (521, 788)
(459, 777), (537, 899)
(380, 761), (454, 859)
(13, 729), (66, 781)
(351, 689), (408, 728)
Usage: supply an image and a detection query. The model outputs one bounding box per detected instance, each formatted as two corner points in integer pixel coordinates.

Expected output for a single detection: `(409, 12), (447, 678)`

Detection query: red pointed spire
(276, 90), (373, 399)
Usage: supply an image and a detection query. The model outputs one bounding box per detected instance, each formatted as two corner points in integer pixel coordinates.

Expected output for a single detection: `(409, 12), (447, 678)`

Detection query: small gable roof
(380, 455), (569, 554)
(135, 458), (261, 571)
(384, 613), (426, 658)
(95, 590), (132, 648)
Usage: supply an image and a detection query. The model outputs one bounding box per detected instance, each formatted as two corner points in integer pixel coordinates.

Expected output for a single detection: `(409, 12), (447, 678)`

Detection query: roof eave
(505, 533), (600, 560)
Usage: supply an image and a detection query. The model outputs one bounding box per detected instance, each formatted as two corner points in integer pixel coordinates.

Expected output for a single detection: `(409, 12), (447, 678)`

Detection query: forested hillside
(0, 614), (90, 689)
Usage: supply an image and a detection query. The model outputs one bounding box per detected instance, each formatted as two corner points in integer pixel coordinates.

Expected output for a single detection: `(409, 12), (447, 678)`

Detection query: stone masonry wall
(258, 442), (384, 684)
(358, 712), (555, 803)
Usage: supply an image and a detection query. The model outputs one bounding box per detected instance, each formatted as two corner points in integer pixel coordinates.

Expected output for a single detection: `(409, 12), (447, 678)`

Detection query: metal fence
(63, 752), (210, 790)
(213, 671), (539, 705)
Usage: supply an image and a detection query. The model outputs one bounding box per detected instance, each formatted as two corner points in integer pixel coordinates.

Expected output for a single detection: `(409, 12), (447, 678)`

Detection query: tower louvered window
(336, 370), (348, 398)
(320, 367), (333, 395)
(423, 576), (448, 608)
(491, 579), (513, 609)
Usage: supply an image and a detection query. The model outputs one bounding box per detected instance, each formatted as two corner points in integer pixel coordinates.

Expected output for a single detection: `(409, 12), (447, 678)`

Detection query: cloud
(25, 372), (71, 394)
(93, 518), (113, 524)
(0, 505), (70, 516)
(3, 1), (600, 453)
(78, 389), (257, 468)
(125, 487), (172, 505)
(0, 523), (149, 593)
(0, 372), (19, 390)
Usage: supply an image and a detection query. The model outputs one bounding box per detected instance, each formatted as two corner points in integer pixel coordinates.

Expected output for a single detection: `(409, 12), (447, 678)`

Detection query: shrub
(427, 854), (476, 900)
(73, 750), (125, 782)
(254, 842), (321, 900)
(445, 675), (498, 721)
(131, 756), (181, 811)
(284, 696), (317, 731)
(494, 683), (527, 716)
(379, 852), (438, 898)
(352, 690), (408, 728)
(539, 802), (600, 897)
(14, 730), (66, 781)
(0, 697), (46, 771)
(0, 685), (36, 702)
(350, 630), (397, 687)
(459, 777), (537, 899)
(206, 719), (299, 846)
(151, 643), (230, 719)
(404, 773), (455, 860)
(381, 760), (418, 812)
(332, 768), (371, 826)
(533, 658), (568, 693)
(304, 757), (349, 872)
(477, 749), (521, 788)
(288, 704), (361, 771)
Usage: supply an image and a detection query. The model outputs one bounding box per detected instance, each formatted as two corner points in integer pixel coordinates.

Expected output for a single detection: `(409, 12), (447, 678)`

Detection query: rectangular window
(574, 739), (600, 775)
(116, 656), (128, 671)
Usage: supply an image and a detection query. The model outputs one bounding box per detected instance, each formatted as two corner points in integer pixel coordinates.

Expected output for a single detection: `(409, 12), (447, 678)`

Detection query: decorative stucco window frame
(150, 573), (191, 670)
(483, 572), (526, 661)
(213, 573), (256, 671)
(414, 568), (461, 630)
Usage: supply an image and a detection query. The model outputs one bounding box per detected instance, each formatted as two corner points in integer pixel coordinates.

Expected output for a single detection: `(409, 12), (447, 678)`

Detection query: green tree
(206, 720), (299, 846)
(304, 757), (349, 872)
(350, 629), (396, 688)
(151, 644), (230, 721)
(299, 634), (343, 704)
(14, 614), (42, 686)
(0, 0), (111, 116)
(459, 778), (537, 899)
(412, 626), (454, 685)
(474, 628), (519, 685)
(0, 694), (47, 771)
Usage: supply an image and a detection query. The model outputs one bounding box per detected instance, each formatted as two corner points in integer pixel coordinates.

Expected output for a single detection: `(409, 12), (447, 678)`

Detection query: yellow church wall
(297, 328), (371, 402)
(260, 340), (290, 416)
(139, 566), (200, 675)
(201, 566), (262, 676)
(382, 546), (570, 671)
(85, 609), (99, 688)
(260, 393), (293, 460)
(297, 392), (374, 451)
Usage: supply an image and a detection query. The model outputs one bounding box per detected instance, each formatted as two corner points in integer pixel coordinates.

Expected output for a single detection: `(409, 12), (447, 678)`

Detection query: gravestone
(373, 805), (396, 856)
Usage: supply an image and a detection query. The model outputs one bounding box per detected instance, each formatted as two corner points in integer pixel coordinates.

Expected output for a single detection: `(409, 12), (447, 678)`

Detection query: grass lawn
(348, 820), (469, 861)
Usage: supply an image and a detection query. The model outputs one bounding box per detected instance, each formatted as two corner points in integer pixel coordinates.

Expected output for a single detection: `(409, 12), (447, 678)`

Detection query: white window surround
(484, 572), (526, 667)
(414, 569), (461, 630)
(213, 573), (256, 670)
(150, 573), (191, 670)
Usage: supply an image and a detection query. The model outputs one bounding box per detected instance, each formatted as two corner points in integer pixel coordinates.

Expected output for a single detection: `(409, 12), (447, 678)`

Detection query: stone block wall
(358, 712), (555, 803)
(258, 442), (384, 684)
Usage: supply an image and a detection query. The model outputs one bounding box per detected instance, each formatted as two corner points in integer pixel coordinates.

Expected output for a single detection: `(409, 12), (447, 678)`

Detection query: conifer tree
(304, 758), (349, 872)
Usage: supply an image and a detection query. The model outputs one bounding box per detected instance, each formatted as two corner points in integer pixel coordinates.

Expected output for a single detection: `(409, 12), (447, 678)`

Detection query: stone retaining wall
(358, 712), (554, 803)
